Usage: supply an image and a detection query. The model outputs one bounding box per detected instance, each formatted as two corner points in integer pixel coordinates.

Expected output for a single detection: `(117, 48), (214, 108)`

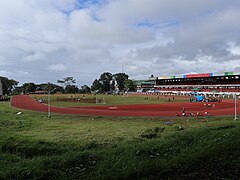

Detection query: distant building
(137, 72), (240, 96)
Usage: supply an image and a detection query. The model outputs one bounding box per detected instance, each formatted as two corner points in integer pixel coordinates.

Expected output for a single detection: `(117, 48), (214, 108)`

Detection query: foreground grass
(0, 102), (240, 179)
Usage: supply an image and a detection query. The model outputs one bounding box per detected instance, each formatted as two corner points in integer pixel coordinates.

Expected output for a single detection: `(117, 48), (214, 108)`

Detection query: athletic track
(11, 95), (239, 117)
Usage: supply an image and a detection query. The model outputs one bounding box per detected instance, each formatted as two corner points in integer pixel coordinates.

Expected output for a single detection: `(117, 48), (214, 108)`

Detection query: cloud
(47, 64), (67, 71)
(22, 52), (45, 62)
(0, 0), (240, 85)
(227, 42), (240, 56)
(0, 70), (29, 78)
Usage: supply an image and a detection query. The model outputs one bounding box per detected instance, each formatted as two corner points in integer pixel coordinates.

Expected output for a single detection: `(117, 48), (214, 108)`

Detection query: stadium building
(138, 72), (240, 96)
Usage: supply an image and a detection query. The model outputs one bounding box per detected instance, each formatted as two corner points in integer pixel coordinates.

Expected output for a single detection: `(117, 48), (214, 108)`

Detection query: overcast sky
(1, 0), (240, 86)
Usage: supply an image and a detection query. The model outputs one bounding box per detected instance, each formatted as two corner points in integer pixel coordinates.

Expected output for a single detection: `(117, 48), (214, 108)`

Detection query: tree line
(91, 72), (135, 93)
(0, 72), (136, 95)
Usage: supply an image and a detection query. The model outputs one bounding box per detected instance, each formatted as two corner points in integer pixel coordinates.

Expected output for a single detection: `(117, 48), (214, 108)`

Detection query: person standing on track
(182, 106), (186, 116)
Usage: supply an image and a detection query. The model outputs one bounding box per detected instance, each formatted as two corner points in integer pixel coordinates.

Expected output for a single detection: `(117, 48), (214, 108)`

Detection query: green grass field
(1, 101), (240, 179)
(32, 94), (188, 107)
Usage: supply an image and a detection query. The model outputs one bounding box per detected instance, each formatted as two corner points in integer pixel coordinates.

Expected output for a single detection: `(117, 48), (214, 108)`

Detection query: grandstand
(138, 72), (240, 96)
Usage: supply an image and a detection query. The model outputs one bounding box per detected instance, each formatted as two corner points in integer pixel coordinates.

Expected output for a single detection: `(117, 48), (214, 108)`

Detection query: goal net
(95, 97), (106, 104)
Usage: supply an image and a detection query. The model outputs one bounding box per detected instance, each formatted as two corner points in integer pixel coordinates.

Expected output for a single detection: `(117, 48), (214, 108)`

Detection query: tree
(110, 78), (115, 91)
(113, 73), (129, 91)
(65, 85), (79, 94)
(124, 79), (136, 92)
(91, 79), (101, 92)
(57, 77), (76, 93)
(91, 72), (133, 93)
(11, 87), (22, 95)
(22, 82), (36, 94)
(99, 72), (113, 92)
(37, 83), (64, 93)
(79, 85), (91, 94)
(57, 77), (76, 88)
(0, 76), (18, 95)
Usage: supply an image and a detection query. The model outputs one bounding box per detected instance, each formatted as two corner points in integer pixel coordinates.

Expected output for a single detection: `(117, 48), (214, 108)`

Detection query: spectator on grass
(205, 111), (210, 116)
(190, 112), (195, 116)
(196, 112), (202, 116)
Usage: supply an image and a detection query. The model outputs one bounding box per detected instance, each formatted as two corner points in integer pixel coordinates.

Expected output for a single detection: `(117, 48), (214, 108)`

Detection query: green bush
(140, 127), (165, 139)
(0, 95), (10, 101)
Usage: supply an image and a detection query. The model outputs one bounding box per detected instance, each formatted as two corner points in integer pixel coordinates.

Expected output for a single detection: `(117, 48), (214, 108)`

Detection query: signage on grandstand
(158, 76), (167, 79)
(183, 73), (213, 78)
(225, 72), (234, 76)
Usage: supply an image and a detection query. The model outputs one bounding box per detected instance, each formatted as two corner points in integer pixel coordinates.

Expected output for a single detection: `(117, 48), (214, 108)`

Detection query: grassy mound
(0, 102), (240, 179)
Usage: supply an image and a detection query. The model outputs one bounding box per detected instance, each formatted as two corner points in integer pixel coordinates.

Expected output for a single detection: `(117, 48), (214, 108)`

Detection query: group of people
(175, 106), (210, 117)
(168, 97), (175, 102)
(204, 103), (215, 108)
(204, 97), (222, 103)
(36, 97), (44, 103)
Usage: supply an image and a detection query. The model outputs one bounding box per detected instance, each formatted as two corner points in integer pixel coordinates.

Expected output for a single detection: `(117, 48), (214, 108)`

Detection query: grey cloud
(1, 0), (240, 86)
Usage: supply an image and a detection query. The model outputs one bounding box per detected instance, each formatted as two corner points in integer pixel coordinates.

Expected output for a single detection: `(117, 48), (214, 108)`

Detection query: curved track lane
(11, 95), (239, 117)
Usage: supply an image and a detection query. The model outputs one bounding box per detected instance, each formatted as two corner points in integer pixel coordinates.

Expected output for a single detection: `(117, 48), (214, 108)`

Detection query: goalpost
(67, 94), (75, 98)
(95, 97), (106, 104)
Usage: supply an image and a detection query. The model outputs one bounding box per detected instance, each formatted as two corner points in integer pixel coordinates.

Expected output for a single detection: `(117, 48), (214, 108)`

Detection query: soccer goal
(67, 94), (75, 98)
(95, 97), (106, 104)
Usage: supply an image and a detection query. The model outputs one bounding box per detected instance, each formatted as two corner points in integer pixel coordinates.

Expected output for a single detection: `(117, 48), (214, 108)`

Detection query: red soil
(11, 95), (239, 117)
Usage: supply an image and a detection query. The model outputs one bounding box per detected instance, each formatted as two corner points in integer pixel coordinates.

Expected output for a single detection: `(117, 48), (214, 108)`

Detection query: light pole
(235, 53), (240, 121)
(234, 92), (238, 121)
(48, 87), (56, 118)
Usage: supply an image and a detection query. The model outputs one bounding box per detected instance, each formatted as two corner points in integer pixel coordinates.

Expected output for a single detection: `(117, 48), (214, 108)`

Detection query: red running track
(11, 95), (239, 117)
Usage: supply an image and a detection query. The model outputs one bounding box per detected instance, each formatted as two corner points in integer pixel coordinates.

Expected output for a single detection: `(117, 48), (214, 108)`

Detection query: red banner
(185, 73), (212, 78)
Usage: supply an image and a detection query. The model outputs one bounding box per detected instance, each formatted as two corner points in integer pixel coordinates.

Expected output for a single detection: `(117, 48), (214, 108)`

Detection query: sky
(0, 0), (240, 86)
